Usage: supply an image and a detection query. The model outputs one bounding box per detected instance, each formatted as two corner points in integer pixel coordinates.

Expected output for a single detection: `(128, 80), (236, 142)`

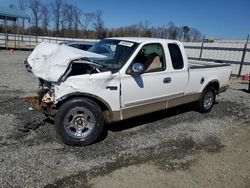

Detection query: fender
(56, 92), (112, 112)
(201, 79), (220, 93)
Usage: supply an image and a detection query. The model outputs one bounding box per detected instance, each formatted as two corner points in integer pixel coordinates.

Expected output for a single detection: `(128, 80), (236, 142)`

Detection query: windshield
(87, 39), (138, 71)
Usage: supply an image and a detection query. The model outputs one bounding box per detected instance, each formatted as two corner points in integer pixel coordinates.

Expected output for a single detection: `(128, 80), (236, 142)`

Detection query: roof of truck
(107, 37), (179, 43)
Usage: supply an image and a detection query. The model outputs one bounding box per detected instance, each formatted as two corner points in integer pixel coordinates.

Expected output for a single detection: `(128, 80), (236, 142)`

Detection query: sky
(0, 0), (249, 39)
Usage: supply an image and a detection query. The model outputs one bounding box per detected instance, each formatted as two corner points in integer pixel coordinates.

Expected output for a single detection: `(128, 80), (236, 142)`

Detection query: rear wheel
(55, 98), (104, 146)
(197, 86), (216, 113)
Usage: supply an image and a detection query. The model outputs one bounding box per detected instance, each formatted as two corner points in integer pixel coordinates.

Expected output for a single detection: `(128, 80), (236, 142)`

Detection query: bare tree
(28, 0), (42, 41)
(159, 22), (175, 39)
(107, 21), (202, 42)
(59, 2), (72, 37)
(18, 0), (27, 10)
(136, 20), (151, 37)
(82, 12), (95, 38)
(188, 28), (202, 42)
(18, 0), (27, 34)
(166, 21), (176, 39)
(41, 3), (49, 35)
(72, 6), (81, 37)
(11, 0), (203, 41)
(17, 0), (28, 40)
(64, 3), (74, 30)
(51, 0), (63, 36)
(93, 10), (104, 39)
(62, 4), (81, 37)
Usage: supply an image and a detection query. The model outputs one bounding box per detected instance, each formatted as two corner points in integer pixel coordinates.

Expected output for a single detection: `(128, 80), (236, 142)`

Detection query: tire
(197, 86), (216, 113)
(55, 97), (104, 146)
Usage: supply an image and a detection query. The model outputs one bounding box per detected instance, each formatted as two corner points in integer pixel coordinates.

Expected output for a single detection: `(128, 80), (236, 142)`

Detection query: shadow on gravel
(43, 117), (55, 125)
(239, 89), (250, 94)
(108, 103), (196, 132)
(91, 103), (198, 144)
(18, 119), (45, 132)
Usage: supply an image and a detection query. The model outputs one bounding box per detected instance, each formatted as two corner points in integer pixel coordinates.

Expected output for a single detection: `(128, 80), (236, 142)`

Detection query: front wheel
(55, 98), (104, 146)
(197, 86), (216, 113)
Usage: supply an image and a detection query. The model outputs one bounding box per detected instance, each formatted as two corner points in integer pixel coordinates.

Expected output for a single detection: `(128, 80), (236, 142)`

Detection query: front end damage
(24, 41), (119, 122)
(23, 42), (108, 117)
(24, 79), (57, 117)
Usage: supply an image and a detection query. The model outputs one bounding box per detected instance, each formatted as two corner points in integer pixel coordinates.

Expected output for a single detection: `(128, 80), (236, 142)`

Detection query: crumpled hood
(27, 42), (105, 82)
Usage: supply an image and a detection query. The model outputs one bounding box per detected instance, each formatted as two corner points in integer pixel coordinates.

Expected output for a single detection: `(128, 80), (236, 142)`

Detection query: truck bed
(189, 60), (230, 69)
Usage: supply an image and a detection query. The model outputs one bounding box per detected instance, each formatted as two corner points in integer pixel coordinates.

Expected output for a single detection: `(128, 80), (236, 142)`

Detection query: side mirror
(132, 63), (145, 75)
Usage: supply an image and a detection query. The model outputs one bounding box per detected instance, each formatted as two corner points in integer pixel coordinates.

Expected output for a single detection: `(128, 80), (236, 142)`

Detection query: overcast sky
(0, 0), (249, 39)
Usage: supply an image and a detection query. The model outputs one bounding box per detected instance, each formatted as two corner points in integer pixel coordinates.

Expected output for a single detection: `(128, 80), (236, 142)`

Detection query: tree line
(1, 0), (202, 41)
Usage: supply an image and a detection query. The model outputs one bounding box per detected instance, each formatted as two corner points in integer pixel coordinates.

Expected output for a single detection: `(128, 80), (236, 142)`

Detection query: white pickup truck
(25, 37), (231, 146)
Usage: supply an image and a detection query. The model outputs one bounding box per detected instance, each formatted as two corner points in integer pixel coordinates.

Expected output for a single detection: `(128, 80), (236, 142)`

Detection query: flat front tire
(55, 98), (104, 146)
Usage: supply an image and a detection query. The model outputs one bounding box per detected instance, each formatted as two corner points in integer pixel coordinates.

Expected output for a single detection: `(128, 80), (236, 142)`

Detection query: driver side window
(133, 43), (166, 73)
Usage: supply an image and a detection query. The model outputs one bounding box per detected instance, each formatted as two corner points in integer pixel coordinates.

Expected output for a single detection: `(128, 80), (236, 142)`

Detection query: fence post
(14, 19), (16, 49)
(199, 35), (205, 60)
(248, 75), (250, 93)
(28, 20), (31, 51)
(5, 16), (8, 50)
(238, 34), (249, 77)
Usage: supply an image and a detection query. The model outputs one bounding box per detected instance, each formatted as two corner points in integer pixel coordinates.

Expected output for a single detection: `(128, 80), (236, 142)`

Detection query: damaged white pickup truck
(25, 37), (231, 146)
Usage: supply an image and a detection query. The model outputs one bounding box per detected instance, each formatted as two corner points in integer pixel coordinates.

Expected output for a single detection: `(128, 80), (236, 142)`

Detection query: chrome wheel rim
(63, 107), (95, 139)
(203, 91), (214, 110)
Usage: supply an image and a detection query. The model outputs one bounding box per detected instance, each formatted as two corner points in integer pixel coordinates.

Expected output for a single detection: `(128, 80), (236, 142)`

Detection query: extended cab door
(120, 42), (188, 120)
(163, 42), (189, 101)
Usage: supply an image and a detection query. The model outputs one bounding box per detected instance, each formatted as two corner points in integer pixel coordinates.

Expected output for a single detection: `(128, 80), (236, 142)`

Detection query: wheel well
(56, 94), (110, 112)
(204, 81), (219, 94)
(56, 94), (113, 123)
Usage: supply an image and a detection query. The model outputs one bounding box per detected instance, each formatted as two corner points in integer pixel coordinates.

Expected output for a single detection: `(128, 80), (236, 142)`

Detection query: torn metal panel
(24, 96), (40, 110)
(54, 72), (121, 112)
(24, 96), (57, 116)
(26, 42), (106, 82)
(42, 91), (55, 103)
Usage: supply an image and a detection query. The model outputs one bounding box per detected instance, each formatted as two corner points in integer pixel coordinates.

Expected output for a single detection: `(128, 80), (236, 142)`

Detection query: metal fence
(183, 35), (250, 76)
(0, 32), (249, 76)
(0, 32), (97, 50)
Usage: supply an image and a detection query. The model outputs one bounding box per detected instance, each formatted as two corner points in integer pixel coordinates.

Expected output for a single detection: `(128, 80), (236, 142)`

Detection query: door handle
(163, 77), (171, 83)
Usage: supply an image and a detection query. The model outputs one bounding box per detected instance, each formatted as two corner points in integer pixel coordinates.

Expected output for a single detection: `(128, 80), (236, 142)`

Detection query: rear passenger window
(168, 43), (184, 69)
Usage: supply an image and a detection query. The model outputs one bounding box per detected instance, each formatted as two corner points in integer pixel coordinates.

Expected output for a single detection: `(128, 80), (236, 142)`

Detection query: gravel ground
(0, 52), (249, 188)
